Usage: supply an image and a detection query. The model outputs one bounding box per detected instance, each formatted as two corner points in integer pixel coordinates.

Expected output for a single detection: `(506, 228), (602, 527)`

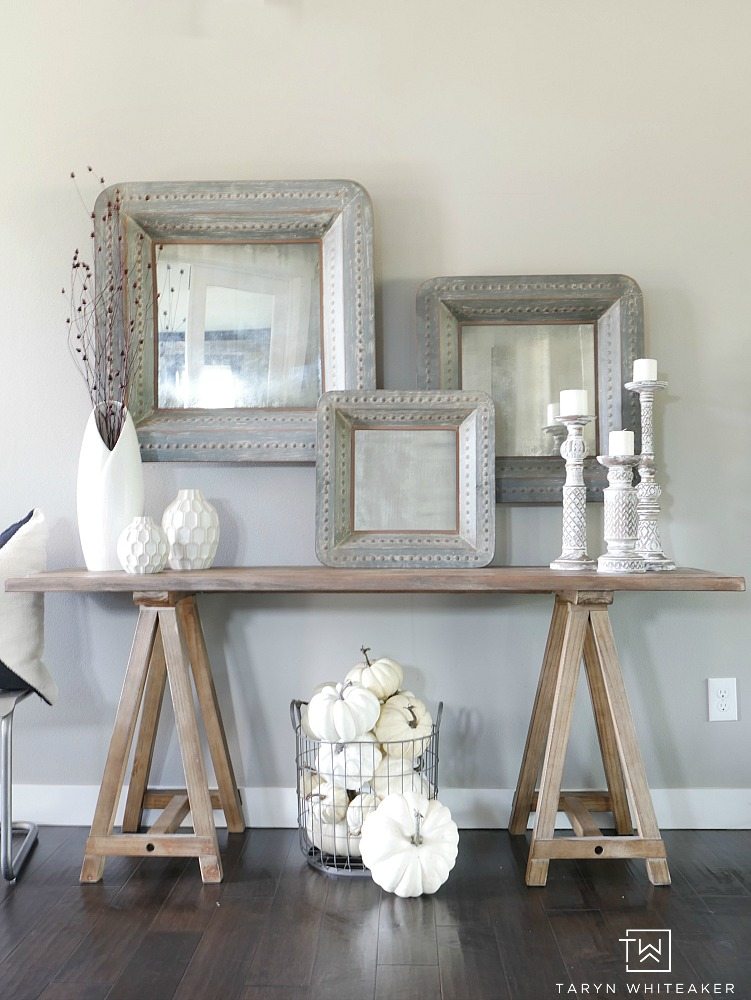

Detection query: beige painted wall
(1, 1), (749, 814)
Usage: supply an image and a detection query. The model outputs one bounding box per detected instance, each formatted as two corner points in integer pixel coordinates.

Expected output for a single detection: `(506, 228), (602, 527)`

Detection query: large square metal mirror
(97, 180), (375, 461)
(417, 275), (644, 503)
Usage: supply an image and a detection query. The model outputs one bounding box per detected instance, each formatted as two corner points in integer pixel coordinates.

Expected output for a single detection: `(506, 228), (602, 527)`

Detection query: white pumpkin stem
(412, 809), (423, 846)
(360, 645), (372, 666)
(406, 705), (419, 729)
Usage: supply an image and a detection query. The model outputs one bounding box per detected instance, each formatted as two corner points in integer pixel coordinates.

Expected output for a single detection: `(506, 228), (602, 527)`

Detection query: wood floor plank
(309, 876), (381, 1000)
(374, 964), (441, 1000)
(50, 858), (187, 989)
(377, 895), (438, 966)
(106, 929), (202, 1000)
(437, 922), (509, 1000)
(240, 989), (310, 1000)
(150, 830), (244, 933)
(244, 867), (329, 988)
(173, 898), (274, 998)
(0, 885), (120, 997)
(489, 883), (571, 999)
(661, 830), (750, 896)
(681, 829), (751, 895)
(38, 984), (111, 1000)
(221, 828), (295, 900)
(433, 830), (518, 926)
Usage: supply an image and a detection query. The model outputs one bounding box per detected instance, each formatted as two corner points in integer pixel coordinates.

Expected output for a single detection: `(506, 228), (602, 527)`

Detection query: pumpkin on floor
(360, 791), (459, 897)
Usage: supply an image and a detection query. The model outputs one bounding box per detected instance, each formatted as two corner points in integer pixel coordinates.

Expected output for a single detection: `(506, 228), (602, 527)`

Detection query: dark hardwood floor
(0, 827), (749, 999)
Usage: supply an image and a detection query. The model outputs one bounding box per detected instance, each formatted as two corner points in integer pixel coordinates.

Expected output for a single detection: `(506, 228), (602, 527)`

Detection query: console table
(7, 567), (744, 887)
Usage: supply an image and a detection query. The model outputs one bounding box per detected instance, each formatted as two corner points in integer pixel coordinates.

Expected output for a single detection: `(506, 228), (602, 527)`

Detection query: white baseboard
(12, 785), (751, 829)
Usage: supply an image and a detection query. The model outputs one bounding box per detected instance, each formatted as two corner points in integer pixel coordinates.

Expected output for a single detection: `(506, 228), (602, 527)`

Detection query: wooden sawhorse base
(80, 593), (245, 885)
(509, 591), (670, 888)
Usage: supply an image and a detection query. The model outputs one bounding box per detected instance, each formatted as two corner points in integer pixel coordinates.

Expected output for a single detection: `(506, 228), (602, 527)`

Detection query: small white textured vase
(77, 406), (145, 571)
(117, 516), (169, 574)
(162, 489), (220, 570)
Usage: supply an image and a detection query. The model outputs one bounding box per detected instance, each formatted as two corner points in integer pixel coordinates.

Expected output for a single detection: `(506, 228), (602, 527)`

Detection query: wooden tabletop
(5, 566), (745, 595)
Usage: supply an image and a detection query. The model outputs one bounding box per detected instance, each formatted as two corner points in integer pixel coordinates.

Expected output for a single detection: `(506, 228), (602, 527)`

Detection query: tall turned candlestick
(625, 379), (675, 571)
(550, 415), (596, 571)
(596, 455), (646, 573)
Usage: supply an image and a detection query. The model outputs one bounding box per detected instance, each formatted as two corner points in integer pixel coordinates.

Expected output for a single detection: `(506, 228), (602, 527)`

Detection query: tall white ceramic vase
(76, 406), (145, 571)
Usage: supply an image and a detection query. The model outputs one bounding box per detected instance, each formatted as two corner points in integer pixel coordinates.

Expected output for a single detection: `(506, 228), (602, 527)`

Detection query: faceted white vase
(117, 516), (169, 575)
(162, 489), (220, 570)
(77, 407), (145, 571)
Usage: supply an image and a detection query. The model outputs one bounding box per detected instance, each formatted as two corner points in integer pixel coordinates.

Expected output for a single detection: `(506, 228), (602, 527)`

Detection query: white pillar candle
(546, 402), (560, 424)
(559, 389), (588, 416)
(608, 430), (634, 456)
(633, 358), (658, 382)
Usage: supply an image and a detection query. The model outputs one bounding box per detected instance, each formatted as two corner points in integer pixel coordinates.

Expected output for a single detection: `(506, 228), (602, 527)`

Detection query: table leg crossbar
(80, 594), (245, 885)
(509, 592), (670, 887)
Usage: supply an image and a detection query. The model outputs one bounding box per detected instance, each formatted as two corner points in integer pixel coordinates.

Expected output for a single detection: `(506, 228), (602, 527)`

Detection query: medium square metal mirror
(315, 390), (495, 568)
(416, 275), (644, 503)
(98, 180), (375, 461)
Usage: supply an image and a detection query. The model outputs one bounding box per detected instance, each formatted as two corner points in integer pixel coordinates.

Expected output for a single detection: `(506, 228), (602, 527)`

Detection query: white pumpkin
(304, 774), (349, 825)
(346, 792), (379, 836)
(305, 814), (362, 858)
(300, 704), (316, 740)
(375, 691), (433, 756)
(360, 791), (459, 897)
(315, 732), (383, 790)
(370, 755), (433, 800)
(299, 682), (337, 739)
(306, 681), (380, 742)
(345, 647), (404, 701)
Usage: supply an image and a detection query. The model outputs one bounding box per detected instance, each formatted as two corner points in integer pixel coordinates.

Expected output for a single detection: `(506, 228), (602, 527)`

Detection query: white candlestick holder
(596, 455), (645, 573)
(550, 415), (596, 571)
(543, 422), (566, 457)
(625, 379), (675, 571)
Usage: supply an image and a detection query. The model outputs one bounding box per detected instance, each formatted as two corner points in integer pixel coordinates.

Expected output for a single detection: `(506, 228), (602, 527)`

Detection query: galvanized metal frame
(416, 275), (645, 504)
(97, 180), (376, 462)
(315, 390), (495, 568)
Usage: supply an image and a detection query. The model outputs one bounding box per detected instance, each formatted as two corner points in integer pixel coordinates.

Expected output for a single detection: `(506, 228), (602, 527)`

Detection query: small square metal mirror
(99, 180), (375, 461)
(315, 390), (495, 568)
(416, 275), (645, 503)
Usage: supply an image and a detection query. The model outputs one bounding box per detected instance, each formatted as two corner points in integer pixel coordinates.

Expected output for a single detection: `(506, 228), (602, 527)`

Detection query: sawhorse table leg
(81, 593), (245, 885)
(509, 591), (670, 888)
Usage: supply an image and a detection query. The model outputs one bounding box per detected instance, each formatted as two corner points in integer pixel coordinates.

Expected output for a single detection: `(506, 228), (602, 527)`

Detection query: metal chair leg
(1, 695), (38, 882)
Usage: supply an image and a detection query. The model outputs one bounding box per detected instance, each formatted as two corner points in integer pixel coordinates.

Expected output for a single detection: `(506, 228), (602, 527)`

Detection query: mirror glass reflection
(156, 242), (322, 410)
(460, 324), (597, 456)
(353, 428), (459, 532)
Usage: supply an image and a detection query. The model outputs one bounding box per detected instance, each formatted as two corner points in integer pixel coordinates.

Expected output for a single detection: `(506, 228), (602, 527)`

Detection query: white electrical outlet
(707, 677), (738, 721)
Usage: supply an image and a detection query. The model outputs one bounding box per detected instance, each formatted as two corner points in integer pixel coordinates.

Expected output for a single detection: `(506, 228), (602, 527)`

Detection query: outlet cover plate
(707, 677), (738, 721)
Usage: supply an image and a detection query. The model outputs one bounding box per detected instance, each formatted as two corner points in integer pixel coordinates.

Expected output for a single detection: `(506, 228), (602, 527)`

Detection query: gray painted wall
(2, 1), (749, 809)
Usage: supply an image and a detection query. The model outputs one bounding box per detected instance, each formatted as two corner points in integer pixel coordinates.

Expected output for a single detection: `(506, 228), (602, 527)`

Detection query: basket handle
(290, 699), (307, 731)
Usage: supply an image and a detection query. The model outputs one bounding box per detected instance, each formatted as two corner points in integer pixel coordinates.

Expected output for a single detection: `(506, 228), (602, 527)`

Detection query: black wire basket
(290, 699), (443, 877)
